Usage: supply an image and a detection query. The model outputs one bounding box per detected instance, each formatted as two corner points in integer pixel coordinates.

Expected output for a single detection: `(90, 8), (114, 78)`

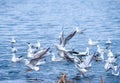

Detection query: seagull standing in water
(24, 47), (50, 71)
(111, 65), (120, 76)
(11, 53), (22, 63)
(11, 46), (22, 63)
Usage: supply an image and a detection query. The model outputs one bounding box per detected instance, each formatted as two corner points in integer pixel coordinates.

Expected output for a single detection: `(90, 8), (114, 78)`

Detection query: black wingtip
(26, 42), (30, 44)
(18, 55), (23, 58)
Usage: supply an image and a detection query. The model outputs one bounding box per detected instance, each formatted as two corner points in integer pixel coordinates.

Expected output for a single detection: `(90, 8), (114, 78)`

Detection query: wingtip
(47, 47), (50, 51)
(75, 27), (86, 34)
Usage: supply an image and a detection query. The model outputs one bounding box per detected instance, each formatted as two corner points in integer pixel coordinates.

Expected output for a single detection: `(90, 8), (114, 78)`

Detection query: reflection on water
(0, 0), (120, 83)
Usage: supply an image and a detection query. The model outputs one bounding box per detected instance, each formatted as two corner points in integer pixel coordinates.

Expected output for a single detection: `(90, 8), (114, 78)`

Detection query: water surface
(0, 0), (120, 83)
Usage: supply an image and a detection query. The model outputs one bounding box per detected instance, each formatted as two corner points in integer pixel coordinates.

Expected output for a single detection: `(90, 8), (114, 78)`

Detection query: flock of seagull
(10, 28), (120, 82)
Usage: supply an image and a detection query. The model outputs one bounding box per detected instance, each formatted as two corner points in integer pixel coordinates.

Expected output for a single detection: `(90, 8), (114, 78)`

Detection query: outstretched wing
(64, 52), (74, 62)
(59, 31), (64, 45)
(63, 30), (77, 46)
(30, 47), (50, 66)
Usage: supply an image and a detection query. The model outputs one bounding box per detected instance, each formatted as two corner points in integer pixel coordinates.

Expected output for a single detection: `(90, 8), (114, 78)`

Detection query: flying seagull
(24, 47), (50, 71)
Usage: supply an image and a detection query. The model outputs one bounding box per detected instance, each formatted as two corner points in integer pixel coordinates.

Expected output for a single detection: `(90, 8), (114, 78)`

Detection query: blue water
(0, 0), (120, 83)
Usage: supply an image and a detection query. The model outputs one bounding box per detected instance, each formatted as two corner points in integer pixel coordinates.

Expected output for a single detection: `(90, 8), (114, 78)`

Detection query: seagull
(11, 45), (22, 62)
(74, 54), (94, 77)
(55, 28), (85, 61)
(106, 38), (111, 45)
(111, 65), (120, 76)
(11, 36), (16, 44)
(105, 63), (120, 76)
(88, 38), (99, 46)
(23, 47), (50, 71)
(59, 28), (83, 47)
(11, 53), (22, 63)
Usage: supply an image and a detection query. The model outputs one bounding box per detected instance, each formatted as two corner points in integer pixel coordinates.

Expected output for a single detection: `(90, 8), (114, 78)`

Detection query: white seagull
(59, 28), (84, 47)
(24, 47), (50, 71)
(74, 55), (94, 76)
(11, 53), (22, 63)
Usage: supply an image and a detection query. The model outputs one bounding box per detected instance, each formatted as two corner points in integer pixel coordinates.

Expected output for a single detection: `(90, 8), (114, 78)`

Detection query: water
(0, 0), (120, 83)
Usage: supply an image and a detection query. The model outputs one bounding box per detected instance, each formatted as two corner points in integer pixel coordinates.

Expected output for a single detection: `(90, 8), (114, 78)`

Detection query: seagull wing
(63, 30), (77, 46)
(59, 31), (64, 45)
(83, 54), (94, 68)
(64, 52), (74, 62)
(30, 47), (50, 66)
